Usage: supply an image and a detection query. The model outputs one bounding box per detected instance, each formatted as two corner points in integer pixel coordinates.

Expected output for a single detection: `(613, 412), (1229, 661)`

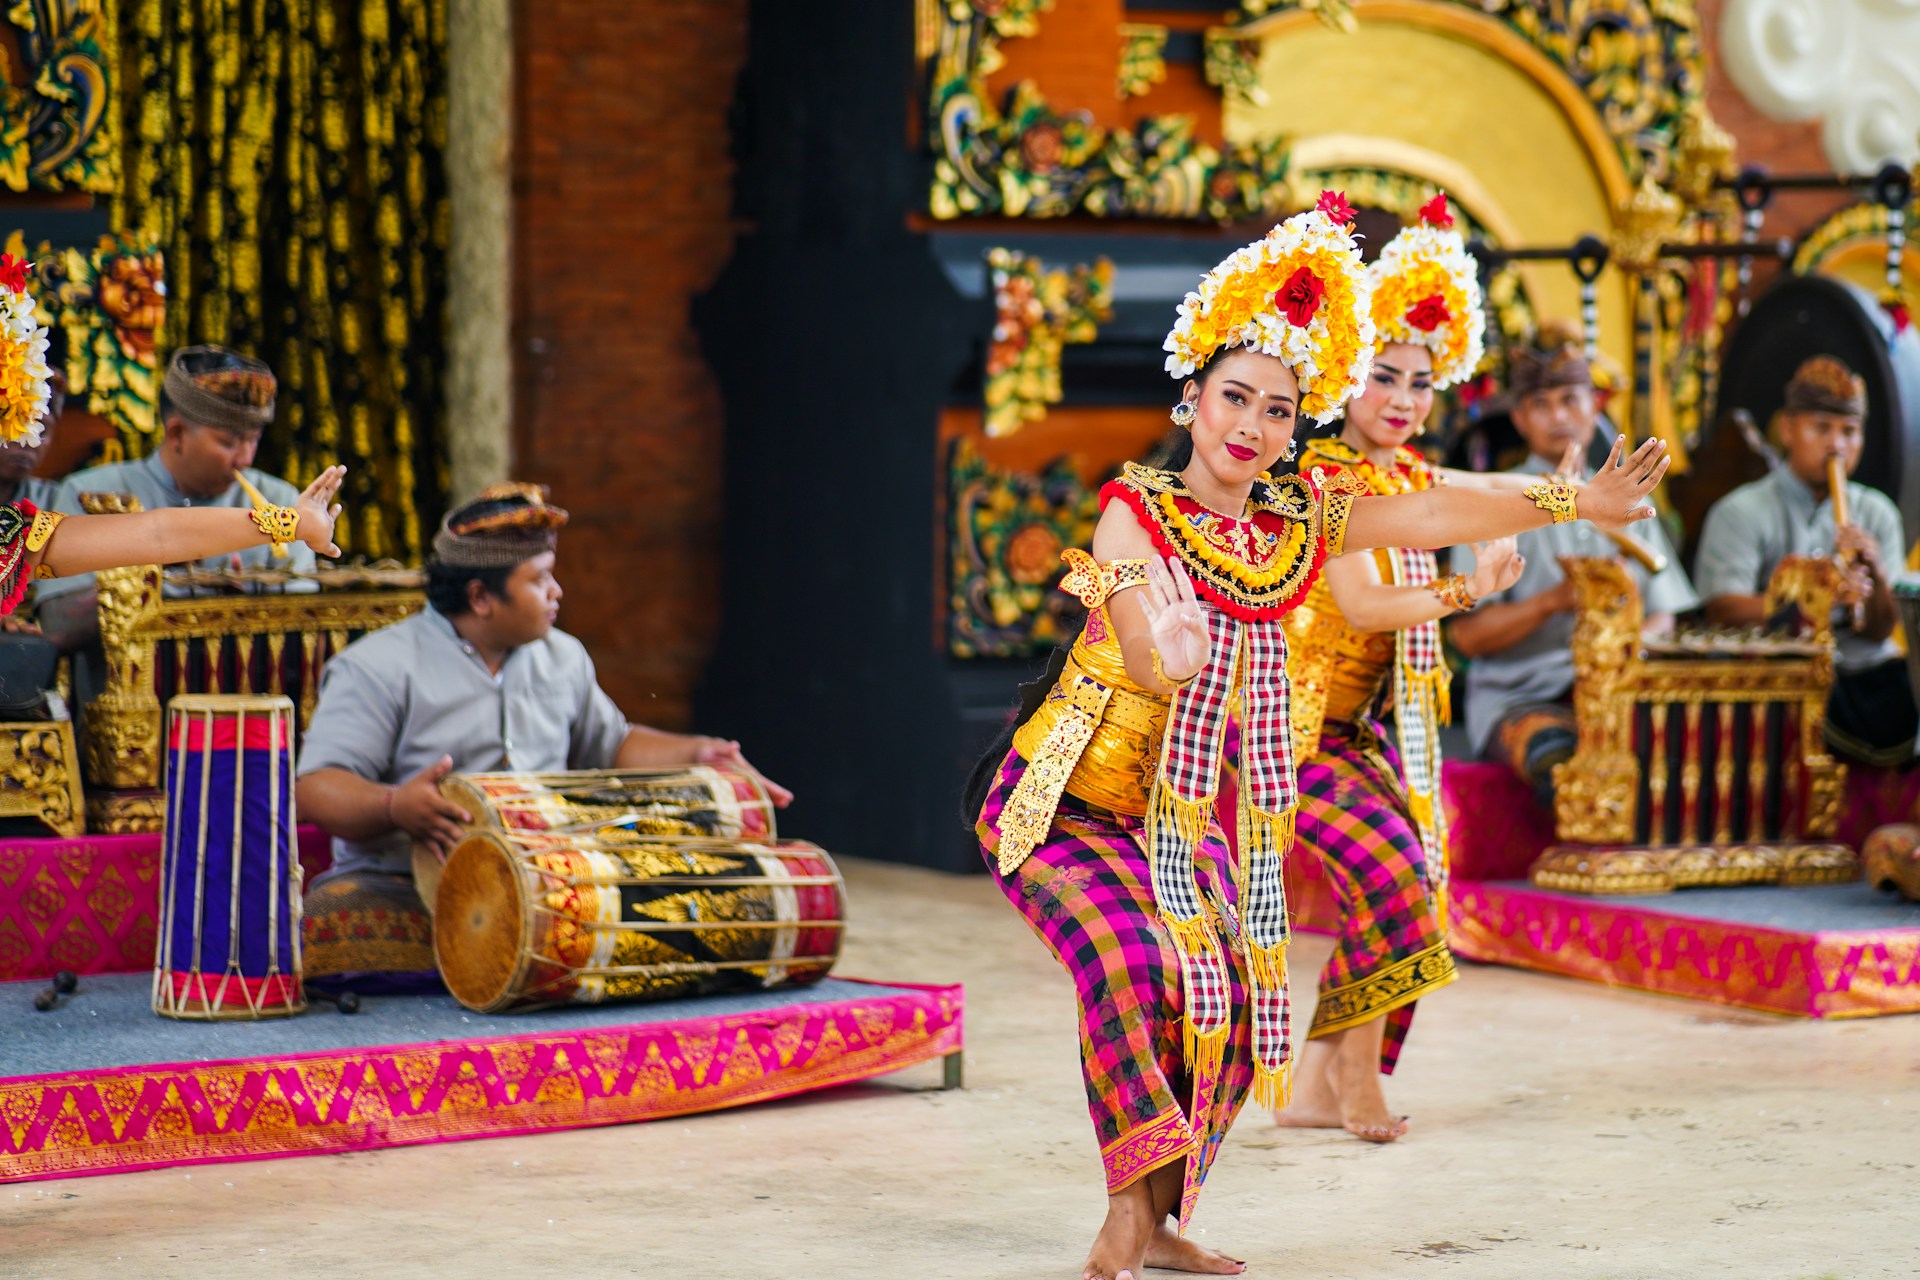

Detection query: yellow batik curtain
(113, 0), (449, 561)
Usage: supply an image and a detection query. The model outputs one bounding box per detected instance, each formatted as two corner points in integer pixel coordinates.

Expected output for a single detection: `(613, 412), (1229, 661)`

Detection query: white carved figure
(1720, 0), (1920, 173)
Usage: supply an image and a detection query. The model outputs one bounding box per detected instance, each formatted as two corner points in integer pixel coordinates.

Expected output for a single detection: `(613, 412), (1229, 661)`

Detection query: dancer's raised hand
(1575, 436), (1668, 530)
(1465, 536), (1525, 600)
(1137, 555), (1210, 683)
(295, 465), (348, 558)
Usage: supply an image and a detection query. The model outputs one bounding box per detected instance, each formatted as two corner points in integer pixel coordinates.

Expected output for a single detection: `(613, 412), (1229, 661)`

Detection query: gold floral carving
(1531, 842), (1858, 895)
(83, 552), (424, 823)
(0, 722), (84, 838)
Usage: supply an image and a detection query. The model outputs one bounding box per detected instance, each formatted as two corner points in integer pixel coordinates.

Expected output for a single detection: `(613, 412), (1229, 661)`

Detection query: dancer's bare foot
(1271, 1040), (1340, 1129)
(1143, 1220), (1247, 1275)
(1329, 1028), (1409, 1143)
(1083, 1183), (1157, 1280)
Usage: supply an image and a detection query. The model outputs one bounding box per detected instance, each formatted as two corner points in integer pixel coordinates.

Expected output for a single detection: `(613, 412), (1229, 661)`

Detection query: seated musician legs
(1824, 658), (1918, 768)
(1485, 702), (1579, 811)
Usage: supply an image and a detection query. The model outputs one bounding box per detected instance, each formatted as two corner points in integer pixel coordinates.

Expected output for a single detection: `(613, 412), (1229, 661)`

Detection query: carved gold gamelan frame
(84, 562), (424, 831)
(1536, 555), (1854, 895)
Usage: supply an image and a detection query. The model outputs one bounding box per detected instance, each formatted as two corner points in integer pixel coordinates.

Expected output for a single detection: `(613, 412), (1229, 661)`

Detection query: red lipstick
(1225, 443), (1258, 461)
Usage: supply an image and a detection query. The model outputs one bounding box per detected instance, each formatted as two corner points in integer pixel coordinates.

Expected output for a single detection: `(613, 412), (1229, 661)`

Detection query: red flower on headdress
(1888, 299), (1912, 333)
(0, 254), (28, 294)
(1276, 266), (1326, 328)
(1419, 192), (1454, 229)
(1406, 294), (1451, 332)
(1315, 190), (1356, 226)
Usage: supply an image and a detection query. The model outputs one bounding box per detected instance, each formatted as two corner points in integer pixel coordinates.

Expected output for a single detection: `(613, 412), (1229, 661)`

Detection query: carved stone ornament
(1720, 0), (1920, 172)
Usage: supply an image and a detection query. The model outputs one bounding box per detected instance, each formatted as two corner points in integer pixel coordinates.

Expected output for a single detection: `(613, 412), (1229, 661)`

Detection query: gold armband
(1152, 649), (1197, 689)
(1430, 573), (1477, 613)
(1523, 482), (1578, 525)
(248, 503), (302, 547)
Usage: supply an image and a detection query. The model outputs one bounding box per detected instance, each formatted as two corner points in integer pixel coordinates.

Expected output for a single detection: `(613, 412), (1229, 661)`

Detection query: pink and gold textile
(0, 828), (331, 984)
(1448, 881), (1920, 1018)
(0, 980), (962, 1183)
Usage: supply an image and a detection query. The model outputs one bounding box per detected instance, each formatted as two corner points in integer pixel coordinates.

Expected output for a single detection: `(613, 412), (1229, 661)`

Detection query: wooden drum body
(446, 767), (777, 840)
(417, 767), (780, 914)
(433, 831), (843, 1014)
(155, 694), (305, 1019)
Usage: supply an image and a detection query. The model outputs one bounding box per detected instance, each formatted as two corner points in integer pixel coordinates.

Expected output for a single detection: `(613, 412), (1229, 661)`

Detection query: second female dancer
(1276, 194), (1552, 1144)
(967, 192), (1668, 1280)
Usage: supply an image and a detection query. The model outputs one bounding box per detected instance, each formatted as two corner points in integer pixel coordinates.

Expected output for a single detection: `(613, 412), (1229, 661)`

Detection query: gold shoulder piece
(1317, 468), (1371, 498)
(1058, 548), (1152, 609)
(24, 508), (63, 554)
(1322, 492), (1355, 558)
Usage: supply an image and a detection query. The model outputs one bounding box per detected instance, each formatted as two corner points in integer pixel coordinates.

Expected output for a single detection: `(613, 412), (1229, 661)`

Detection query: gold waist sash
(997, 654), (1169, 873)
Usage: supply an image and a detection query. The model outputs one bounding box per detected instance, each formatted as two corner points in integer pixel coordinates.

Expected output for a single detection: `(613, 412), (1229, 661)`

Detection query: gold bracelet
(1430, 573), (1477, 613)
(1523, 482), (1578, 525)
(248, 503), (302, 547)
(1152, 649), (1197, 689)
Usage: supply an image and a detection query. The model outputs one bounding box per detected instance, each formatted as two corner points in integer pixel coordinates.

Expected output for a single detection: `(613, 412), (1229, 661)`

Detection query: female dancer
(1277, 194), (1539, 1143)
(968, 193), (1669, 1280)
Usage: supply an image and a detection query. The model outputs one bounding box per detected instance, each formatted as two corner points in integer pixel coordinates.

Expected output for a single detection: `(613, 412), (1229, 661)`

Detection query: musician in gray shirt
(296, 484), (790, 883)
(1448, 341), (1698, 807)
(1693, 356), (1912, 765)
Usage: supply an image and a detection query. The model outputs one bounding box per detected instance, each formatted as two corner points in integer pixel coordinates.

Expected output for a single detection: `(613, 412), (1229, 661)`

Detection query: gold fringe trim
(1252, 1057), (1294, 1111)
(1400, 659), (1452, 727)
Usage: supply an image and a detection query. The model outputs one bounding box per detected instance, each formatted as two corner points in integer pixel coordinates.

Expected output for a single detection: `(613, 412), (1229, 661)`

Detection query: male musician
(36, 345), (318, 660)
(1447, 337), (1698, 807)
(296, 483), (790, 890)
(1694, 355), (1913, 765)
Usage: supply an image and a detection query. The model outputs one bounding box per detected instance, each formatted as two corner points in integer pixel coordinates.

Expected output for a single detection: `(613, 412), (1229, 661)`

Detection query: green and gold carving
(16, 234), (164, 447)
(0, 0), (116, 192)
(927, 8), (1293, 222)
(948, 440), (1100, 659)
(984, 248), (1112, 438)
(1117, 24), (1166, 100)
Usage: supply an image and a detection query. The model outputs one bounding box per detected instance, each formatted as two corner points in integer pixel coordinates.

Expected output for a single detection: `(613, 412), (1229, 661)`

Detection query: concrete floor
(4, 856), (1916, 1280)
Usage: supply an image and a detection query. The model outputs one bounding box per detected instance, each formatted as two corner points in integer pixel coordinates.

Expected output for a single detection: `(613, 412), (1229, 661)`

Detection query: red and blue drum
(433, 829), (843, 1014)
(154, 694), (305, 1019)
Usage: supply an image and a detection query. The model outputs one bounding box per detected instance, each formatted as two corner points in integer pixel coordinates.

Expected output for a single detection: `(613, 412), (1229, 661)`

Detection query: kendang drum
(416, 767), (781, 912)
(154, 694), (305, 1019)
(433, 830), (843, 1014)
(443, 767), (778, 840)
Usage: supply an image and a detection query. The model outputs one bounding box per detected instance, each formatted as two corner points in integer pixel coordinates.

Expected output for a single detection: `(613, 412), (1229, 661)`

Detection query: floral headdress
(1163, 191), (1375, 424)
(1365, 193), (1485, 391)
(0, 254), (53, 445)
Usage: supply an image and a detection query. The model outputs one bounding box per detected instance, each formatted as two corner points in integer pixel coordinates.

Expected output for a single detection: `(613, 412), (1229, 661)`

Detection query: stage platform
(0, 973), (963, 1184)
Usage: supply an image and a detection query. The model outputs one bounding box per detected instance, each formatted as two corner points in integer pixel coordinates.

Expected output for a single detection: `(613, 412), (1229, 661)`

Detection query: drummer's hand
(294, 465), (348, 558)
(388, 755), (472, 854)
(695, 737), (794, 808)
(1835, 561), (1874, 608)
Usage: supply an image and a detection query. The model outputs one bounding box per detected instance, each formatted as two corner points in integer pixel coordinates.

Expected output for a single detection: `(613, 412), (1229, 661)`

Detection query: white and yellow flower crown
(1162, 191), (1375, 424)
(0, 253), (52, 446)
(1366, 193), (1485, 391)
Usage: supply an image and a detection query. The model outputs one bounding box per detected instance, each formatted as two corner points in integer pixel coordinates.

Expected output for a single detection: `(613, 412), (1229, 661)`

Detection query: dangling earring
(1281, 439), (1297, 462)
(1170, 400), (1197, 430)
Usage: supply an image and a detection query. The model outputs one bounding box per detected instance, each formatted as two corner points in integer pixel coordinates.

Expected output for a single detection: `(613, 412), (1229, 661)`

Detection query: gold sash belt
(997, 656), (1169, 874)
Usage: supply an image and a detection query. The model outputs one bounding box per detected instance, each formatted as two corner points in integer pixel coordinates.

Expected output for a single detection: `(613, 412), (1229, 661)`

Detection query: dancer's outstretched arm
(32, 466), (346, 577)
(1344, 437), (1666, 553)
(1325, 536), (1524, 633)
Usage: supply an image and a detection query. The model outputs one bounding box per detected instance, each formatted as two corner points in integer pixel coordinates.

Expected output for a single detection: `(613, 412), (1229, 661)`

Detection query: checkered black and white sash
(1150, 601), (1296, 1109)
(1388, 545), (1450, 905)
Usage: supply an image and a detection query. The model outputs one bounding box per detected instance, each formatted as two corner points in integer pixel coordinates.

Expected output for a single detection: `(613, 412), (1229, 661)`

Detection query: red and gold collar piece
(1100, 463), (1325, 619)
(1298, 437), (1434, 496)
